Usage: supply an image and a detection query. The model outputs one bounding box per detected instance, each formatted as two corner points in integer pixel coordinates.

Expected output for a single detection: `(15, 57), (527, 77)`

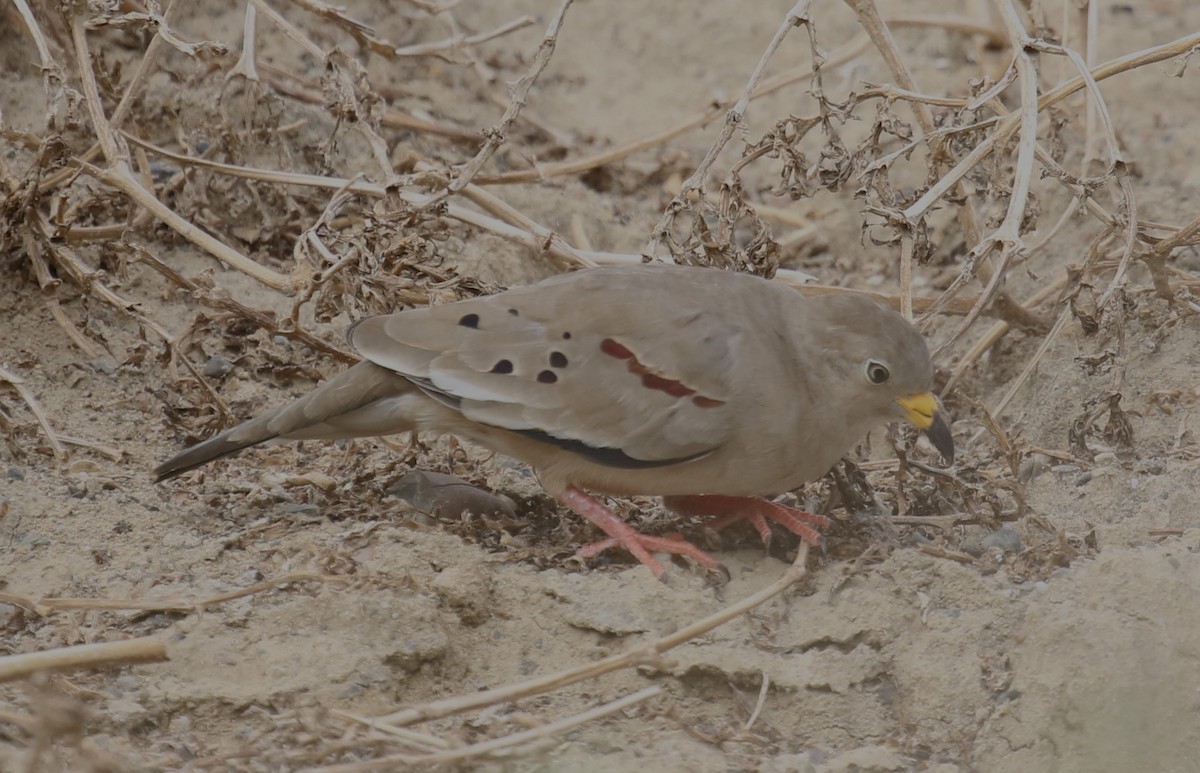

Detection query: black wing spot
(549, 351), (568, 368)
(458, 313), (480, 328)
(562, 331), (572, 339)
(490, 359), (514, 374)
(507, 308), (519, 316)
(536, 370), (558, 384)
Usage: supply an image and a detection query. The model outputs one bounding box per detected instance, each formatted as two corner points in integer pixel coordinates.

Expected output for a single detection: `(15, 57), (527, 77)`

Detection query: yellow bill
(896, 392), (954, 464)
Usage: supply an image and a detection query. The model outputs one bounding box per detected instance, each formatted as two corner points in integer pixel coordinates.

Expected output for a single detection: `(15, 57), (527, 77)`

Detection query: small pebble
(1052, 464), (1080, 474)
(115, 675), (140, 691)
(149, 161), (178, 182)
(7, 466), (25, 481)
(1094, 452), (1118, 465)
(1074, 472), (1093, 487)
(90, 359), (116, 375)
(1141, 458), (1165, 475)
(203, 355), (234, 378)
(981, 526), (1022, 554)
(279, 503), (321, 516)
(1018, 454), (1051, 484)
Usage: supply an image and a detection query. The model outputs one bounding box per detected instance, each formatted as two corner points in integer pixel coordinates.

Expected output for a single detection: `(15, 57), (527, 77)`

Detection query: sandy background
(3, 1), (1200, 770)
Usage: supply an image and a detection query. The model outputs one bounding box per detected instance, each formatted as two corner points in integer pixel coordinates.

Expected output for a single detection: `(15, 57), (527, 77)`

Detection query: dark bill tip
(926, 413), (955, 465)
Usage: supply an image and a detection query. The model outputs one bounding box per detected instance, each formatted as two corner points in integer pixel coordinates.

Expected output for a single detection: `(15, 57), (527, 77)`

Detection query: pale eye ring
(865, 359), (891, 385)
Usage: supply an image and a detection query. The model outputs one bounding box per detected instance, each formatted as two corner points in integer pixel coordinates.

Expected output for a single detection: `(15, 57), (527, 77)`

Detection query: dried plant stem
(259, 66), (481, 140)
(944, 271), (1071, 394)
(11, 0), (56, 73)
(327, 711), (453, 750)
(1153, 215), (1200, 255)
(845, 0), (1045, 335)
(25, 212), (236, 419)
(915, 0), (1164, 347)
(0, 637), (167, 682)
(249, 0), (326, 60)
(477, 100), (724, 185)
(475, 14), (996, 187)
(987, 0), (1039, 248)
(317, 687), (662, 771)
(0, 364), (66, 460)
(899, 238), (915, 321)
(887, 13), (1004, 44)
(918, 545), (975, 564)
(926, 0), (1041, 351)
(67, 11), (292, 292)
(55, 434), (122, 461)
(457, 184), (594, 269)
(744, 670), (771, 731)
(477, 31), (874, 186)
(648, 0), (815, 256)
(444, 0), (573, 196)
(1094, 176), (1140, 310)
(403, 0), (466, 16)
(905, 28), (1200, 225)
(0, 571), (340, 617)
(226, 4), (260, 84)
(46, 299), (105, 359)
(991, 306), (1073, 418)
(107, 137), (1026, 323)
(68, 12), (126, 165)
(392, 15), (535, 57)
(843, 0), (1049, 342)
(1082, 0), (1100, 169)
(131, 247), (354, 363)
(111, 0), (182, 131)
(378, 545), (809, 727)
(122, 134), (593, 268)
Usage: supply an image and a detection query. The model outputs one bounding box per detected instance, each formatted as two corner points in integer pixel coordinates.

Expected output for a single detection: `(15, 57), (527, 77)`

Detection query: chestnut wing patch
(350, 287), (741, 465)
(600, 338), (726, 408)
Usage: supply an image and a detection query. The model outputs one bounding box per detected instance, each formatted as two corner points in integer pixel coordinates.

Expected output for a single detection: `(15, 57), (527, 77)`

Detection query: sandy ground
(2, 1), (1200, 771)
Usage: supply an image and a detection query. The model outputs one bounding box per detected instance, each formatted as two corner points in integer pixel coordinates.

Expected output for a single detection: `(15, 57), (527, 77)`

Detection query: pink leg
(556, 487), (722, 579)
(664, 495), (831, 546)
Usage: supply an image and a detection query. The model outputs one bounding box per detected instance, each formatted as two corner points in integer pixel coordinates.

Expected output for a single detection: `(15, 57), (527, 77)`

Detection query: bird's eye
(865, 359), (891, 385)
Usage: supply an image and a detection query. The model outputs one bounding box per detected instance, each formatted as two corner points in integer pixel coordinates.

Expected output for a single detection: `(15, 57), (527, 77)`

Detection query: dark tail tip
(153, 432), (272, 483)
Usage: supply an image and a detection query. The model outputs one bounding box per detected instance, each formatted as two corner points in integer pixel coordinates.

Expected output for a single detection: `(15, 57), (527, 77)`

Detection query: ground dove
(156, 264), (954, 578)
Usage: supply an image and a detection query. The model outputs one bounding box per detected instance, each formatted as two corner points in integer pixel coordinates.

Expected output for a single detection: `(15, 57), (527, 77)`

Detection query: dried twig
(393, 15), (535, 58)
(0, 637), (168, 682)
(0, 571), (341, 617)
(314, 687), (662, 770)
(439, 0), (574, 199)
(0, 364), (66, 460)
(647, 0), (816, 258)
(377, 545), (810, 727)
(904, 29), (1200, 225)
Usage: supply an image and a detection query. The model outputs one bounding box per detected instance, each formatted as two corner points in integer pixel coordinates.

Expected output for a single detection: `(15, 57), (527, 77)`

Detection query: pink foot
(664, 495), (831, 547)
(557, 487), (722, 579)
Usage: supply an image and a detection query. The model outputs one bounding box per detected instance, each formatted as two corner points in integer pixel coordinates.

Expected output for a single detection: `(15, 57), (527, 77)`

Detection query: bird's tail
(154, 361), (416, 481)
